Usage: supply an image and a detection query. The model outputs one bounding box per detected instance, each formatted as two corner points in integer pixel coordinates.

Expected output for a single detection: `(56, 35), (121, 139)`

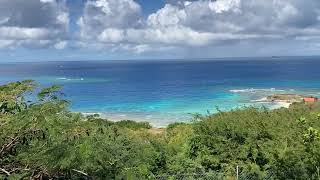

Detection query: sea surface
(1, 56), (320, 127)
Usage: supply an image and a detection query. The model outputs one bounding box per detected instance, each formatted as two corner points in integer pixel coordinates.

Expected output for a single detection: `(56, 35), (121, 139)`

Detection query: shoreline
(79, 98), (296, 128)
(80, 112), (191, 128)
(270, 101), (292, 108)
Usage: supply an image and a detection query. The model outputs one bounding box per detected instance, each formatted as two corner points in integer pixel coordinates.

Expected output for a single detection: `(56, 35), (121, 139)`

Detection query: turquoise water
(1, 57), (320, 127)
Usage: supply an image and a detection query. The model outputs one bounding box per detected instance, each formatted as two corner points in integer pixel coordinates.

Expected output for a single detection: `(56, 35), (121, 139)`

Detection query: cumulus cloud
(77, 0), (320, 55)
(0, 0), (319, 57)
(78, 0), (142, 41)
(0, 0), (69, 49)
(54, 41), (68, 49)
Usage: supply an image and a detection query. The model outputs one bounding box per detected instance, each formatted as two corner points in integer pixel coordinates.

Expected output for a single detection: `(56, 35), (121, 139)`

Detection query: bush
(2, 81), (320, 179)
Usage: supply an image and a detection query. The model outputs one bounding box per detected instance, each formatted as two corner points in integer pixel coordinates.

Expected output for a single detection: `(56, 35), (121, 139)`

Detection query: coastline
(79, 97), (296, 128)
(274, 101), (292, 108)
(80, 111), (192, 128)
(251, 97), (292, 108)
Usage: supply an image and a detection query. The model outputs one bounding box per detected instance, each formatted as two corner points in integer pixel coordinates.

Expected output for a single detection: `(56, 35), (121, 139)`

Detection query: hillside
(1, 81), (320, 179)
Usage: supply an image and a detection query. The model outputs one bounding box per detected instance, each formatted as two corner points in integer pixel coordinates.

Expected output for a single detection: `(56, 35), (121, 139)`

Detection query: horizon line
(1, 55), (319, 64)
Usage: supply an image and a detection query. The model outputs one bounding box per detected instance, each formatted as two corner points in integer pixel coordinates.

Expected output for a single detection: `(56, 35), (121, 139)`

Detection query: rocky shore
(266, 94), (304, 103)
(258, 94), (318, 108)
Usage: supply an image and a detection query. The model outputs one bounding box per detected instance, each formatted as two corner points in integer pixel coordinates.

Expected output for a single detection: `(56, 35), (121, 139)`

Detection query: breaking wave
(229, 88), (290, 93)
(56, 77), (84, 81)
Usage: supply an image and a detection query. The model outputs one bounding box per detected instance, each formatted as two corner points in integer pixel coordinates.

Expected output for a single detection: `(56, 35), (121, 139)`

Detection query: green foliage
(0, 80), (36, 115)
(37, 85), (64, 101)
(297, 116), (307, 124)
(2, 80), (320, 179)
(0, 81), (160, 179)
(303, 127), (320, 144)
(188, 105), (320, 179)
(114, 120), (152, 130)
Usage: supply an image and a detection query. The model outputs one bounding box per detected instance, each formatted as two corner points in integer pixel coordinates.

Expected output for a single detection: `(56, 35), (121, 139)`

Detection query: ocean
(1, 56), (320, 127)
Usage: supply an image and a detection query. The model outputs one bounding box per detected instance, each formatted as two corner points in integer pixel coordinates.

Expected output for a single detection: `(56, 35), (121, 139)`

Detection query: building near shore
(303, 97), (318, 103)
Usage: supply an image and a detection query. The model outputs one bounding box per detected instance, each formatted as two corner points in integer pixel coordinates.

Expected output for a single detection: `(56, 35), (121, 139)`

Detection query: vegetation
(1, 80), (320, 179)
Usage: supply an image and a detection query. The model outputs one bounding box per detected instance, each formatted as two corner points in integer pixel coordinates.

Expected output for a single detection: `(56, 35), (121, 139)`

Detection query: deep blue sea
(1, 56), (320, 127)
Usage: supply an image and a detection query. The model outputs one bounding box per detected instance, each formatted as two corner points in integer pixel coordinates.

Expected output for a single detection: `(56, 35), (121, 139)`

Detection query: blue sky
(0, 0), (320, 62)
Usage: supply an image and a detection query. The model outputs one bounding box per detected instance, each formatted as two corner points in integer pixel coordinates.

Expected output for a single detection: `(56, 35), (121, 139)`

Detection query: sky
(0, 0), (320, 62)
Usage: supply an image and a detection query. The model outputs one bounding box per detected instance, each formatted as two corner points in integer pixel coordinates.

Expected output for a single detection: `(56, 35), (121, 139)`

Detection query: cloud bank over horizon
(0, 0), (320, 60)
(0, 0), (69, 49)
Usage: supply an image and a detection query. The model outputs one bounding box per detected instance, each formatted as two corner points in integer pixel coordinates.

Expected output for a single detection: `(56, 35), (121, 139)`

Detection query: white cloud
(40, 0), (55, 3)
(76, 0), (320, 55)
(0, 0), (319, 57)
(147, 4), (186, 27)
(78, 0), (142, 40)
(0, 0), (69, 49)
(54, 41), (68, 49)
(0, 17), (9, 25)
(208, 0), (241, 13)
(99, 28), (125, 43)
(0, 27), (52, 40)
(124, 27), (261, 46)
(0, 40), (15, 49)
